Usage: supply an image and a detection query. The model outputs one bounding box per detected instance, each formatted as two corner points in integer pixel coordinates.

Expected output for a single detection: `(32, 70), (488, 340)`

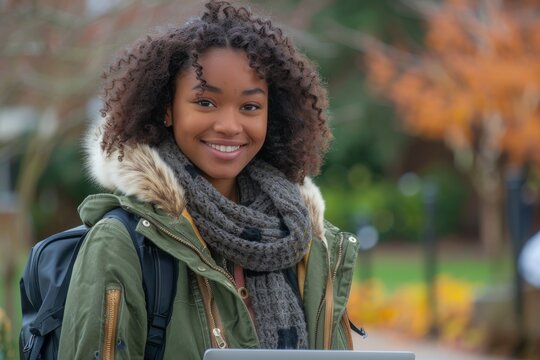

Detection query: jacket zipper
(332, 233), (345, 281)
(313, 298), (325, 345)
(141, 214), (269, 349)
(198, 263), (260, 347)
(313, 240), (331, 347)
(198, 276), (227, 348)
(143, 216), (260, 346)
(212, 328), (226, 349)
(145, 216), (237, 348)
(205, 278), (227, 348)
(144, 217), (236, 285)
(333, 232), (362, 348)
(323, 271), (335, 349)
(102, 287), (121, 360)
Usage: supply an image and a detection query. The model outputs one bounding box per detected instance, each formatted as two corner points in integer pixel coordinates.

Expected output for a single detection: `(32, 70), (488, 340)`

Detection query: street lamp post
(422, 180), (438, 338)
(505, 169), (534, 344)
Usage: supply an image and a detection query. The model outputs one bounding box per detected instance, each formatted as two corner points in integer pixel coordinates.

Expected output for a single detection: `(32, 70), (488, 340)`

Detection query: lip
(202, 139), (246, 146)
(202, 141), (245, 160)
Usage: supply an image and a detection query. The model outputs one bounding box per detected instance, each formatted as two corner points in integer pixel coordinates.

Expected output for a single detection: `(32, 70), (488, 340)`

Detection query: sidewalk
(353, 330), (514, 360)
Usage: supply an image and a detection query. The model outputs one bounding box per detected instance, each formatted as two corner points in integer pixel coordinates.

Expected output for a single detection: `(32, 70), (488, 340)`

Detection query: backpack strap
(105, 208), (179, 360)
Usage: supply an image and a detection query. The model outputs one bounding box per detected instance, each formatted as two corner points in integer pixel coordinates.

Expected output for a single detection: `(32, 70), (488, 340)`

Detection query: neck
(207, 177), (238, 203)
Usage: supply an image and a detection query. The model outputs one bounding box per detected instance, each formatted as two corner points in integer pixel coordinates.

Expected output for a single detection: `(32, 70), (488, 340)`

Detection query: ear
(164, 107), (172, 127)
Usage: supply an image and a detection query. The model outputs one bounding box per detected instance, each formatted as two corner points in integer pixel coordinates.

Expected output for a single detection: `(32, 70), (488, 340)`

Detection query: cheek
(172, 120), (198, 152)
(255, 117), (268, 142)
(173, 113), (202, 137)
(258, 122), (268, 141)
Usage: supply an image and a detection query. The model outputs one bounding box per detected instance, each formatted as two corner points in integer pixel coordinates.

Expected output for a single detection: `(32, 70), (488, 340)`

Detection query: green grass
(355, 250), (513, 291)
(1, 259), (25, 360)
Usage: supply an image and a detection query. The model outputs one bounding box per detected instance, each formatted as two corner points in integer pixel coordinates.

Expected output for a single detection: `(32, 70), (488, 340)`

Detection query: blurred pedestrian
(519, 231), (540, 288)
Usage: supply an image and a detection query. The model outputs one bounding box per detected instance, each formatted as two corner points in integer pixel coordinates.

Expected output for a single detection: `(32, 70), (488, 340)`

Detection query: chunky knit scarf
(157, 138), (311, 349)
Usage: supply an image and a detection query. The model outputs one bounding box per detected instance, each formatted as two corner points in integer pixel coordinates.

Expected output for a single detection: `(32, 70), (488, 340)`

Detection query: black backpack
(19, 208), (179, 360)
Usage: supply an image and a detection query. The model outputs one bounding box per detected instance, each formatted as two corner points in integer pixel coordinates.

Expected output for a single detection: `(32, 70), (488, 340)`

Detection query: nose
(213, 107), (242, 135)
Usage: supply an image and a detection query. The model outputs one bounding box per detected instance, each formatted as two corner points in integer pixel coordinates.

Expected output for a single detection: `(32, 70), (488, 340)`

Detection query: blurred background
(1, 0), (540, 359)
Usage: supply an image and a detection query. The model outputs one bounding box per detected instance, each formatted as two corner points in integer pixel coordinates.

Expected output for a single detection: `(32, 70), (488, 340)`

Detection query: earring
(164, 120), (168, 126)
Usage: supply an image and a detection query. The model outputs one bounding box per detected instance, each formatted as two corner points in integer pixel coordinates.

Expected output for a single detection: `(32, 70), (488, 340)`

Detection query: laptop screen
(203, 349), (415, 360)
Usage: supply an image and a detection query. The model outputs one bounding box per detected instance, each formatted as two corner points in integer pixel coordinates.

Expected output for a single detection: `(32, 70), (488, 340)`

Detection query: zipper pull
(213, 328), (227, 349)
(349, 320), (368, 339)
(358, 327), (368, 339)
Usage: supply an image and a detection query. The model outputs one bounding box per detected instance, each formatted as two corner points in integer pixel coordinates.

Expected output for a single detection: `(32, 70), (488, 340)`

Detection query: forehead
(177, 48), (268, 91)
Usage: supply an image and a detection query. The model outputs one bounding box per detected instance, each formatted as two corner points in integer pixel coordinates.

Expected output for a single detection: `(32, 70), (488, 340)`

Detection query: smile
(206, 143), (242, 153)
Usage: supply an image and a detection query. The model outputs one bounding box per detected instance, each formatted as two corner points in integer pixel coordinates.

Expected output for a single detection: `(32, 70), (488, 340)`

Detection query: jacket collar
(85, 120), (327, 241)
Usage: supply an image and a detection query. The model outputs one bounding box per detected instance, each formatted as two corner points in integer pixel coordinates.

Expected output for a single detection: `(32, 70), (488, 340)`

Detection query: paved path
(353, 330), (514, 360)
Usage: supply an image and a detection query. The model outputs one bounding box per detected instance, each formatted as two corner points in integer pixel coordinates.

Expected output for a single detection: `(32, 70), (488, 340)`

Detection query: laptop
(203, 349), (415, 360)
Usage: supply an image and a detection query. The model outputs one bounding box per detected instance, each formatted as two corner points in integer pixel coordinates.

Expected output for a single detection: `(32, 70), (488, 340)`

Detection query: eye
(241, 103), (261, 111)
(195, 99), (215, 108)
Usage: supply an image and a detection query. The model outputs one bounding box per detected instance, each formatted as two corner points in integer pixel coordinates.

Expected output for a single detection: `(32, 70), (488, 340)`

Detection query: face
(166, 48), (268, 197)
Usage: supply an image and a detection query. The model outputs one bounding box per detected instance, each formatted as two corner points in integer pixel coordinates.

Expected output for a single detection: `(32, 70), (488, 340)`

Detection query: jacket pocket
(102, 286), (122, 360)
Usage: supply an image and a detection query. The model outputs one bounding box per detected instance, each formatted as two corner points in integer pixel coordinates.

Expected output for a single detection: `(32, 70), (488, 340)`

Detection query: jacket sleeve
(58, 218), (147, 360)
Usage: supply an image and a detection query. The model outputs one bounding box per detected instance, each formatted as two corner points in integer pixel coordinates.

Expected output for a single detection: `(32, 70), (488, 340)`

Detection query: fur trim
(113, 144), (186, 215)
(84, 119), (185, 216)
(84, 120), (115, 189)
(298, 177), (326, 246)
(84, 119), (325, 235)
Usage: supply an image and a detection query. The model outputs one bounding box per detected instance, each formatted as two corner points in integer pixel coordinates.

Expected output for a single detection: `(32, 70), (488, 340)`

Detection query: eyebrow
(242, 88), (266, 96)
(193, 83), (222, 94)
(192, 83), (266, 96)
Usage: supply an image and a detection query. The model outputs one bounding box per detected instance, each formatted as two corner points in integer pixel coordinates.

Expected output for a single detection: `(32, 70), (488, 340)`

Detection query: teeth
(208, 143), (241, 153)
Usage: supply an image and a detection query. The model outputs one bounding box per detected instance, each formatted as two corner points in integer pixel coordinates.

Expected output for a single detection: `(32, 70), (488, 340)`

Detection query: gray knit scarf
(157, 138), (311, 349)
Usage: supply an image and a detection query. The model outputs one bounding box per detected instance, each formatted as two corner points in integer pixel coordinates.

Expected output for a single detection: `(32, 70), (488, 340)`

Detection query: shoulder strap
(106, 208), (178, 360)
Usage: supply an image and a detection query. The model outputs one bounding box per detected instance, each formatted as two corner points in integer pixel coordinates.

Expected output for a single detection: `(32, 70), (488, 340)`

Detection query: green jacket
(58, 129), (359, 360)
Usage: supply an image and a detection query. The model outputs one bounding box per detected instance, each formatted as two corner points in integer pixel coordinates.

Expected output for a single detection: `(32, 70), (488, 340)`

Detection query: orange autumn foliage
(366, 0), (540, 168)
(347, 276), (483, 349)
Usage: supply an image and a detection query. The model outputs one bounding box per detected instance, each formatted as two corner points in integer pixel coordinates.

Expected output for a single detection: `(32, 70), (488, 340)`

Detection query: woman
(59, 1), (359, 359)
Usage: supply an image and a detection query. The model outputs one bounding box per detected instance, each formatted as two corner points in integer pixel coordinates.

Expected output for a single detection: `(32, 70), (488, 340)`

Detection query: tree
(364, 0), (540, 257)
(0, 0), (200, 323)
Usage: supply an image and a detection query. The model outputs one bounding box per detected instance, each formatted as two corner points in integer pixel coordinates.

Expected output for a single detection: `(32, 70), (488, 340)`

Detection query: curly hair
(100, 0), (331, 183)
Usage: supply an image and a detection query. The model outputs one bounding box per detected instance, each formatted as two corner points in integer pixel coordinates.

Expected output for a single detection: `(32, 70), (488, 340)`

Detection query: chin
(204, 170), (241, 181)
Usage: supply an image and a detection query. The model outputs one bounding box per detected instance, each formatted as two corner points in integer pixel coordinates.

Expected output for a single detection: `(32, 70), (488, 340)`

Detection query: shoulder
(75, 216), (141, 276)
(84, 216), (133, 250)
(321, 220), (359, 267)
(323, 220), (358, 250)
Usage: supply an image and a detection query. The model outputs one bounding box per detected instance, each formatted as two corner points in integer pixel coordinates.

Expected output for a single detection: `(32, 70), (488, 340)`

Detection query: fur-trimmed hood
(84, 120), (327, 240)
